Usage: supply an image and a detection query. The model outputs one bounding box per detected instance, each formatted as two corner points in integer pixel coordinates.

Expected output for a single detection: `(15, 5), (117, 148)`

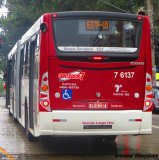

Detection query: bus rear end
(38, 12), (152, 138)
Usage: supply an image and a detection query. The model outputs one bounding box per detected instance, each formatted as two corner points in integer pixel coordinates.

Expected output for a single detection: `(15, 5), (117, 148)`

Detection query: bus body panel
(34, 111), (151, 136)
(49, 57), (145, 111)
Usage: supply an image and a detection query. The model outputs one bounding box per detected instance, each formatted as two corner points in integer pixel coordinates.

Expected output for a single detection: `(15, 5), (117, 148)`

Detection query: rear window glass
(53, 18), (142, 54)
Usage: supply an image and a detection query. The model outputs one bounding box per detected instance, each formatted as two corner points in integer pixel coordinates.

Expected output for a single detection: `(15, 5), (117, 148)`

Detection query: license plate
(89, 102), (108, 109)
(83, 125), (112, 129)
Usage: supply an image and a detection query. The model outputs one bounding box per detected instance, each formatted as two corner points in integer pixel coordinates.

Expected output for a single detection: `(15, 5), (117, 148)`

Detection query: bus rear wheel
(8, 108), (12, 116)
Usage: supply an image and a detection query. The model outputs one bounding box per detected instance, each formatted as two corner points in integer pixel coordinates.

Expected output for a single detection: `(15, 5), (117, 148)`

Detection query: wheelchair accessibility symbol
(62, 89), (72, 100)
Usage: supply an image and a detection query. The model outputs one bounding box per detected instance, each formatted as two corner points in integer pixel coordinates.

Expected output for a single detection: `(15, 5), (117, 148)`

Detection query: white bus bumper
(33, 110), (152, 137)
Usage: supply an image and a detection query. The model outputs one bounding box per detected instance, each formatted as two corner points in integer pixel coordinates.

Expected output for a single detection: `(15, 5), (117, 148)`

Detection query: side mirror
(40, 23), (47, 32)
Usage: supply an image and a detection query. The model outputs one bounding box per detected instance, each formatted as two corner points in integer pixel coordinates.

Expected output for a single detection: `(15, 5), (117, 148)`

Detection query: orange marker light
(146, 85), (152, 91)
(41, 85), (48, 91)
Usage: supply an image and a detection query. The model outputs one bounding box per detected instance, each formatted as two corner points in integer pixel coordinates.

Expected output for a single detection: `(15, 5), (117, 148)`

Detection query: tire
(9, 108), (13, 116)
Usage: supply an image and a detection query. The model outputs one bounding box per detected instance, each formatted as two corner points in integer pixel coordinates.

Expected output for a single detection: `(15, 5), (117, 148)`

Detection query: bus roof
(20, 15), (43, 45)
(54, 11), (143, 20)
(8, 42), (18, 60)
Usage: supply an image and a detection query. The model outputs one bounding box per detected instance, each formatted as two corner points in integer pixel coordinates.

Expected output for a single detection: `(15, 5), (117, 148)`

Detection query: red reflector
(146, 93), (153, 99)
(52, 119), (60, 122)
(135, 119), (142, 122)
(40, 93), (47, 99)
(43, 77), (48, 81)
(52, 119), (67, 122)
(129, 119), (142, 122)
(146, 78), (151, 82)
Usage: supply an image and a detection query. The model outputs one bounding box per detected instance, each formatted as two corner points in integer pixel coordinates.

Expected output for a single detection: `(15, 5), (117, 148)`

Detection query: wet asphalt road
(0, 97), (159, 160)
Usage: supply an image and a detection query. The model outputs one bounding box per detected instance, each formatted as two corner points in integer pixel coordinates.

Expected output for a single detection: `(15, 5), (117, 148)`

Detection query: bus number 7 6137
(114, 72), (135, 79)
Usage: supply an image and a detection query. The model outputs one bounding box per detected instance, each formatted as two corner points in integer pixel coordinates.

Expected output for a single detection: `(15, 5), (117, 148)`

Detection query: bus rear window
(53, 19), (142, 54)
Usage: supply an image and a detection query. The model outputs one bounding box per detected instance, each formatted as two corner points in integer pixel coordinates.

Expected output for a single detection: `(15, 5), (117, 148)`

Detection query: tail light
(40, 72), (51, 111)
(144, 100), (151, 107)
(143, 73), (153, 111)
(42, 100), (49, 107)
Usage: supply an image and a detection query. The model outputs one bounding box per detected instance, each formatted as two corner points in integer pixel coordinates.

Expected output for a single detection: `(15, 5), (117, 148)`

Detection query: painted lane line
(152, 125), (159, 129)
(0, 146), (16, 160)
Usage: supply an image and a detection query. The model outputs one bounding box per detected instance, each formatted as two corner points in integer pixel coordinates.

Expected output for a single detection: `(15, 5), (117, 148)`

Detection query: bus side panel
(145, 17), (152, 81)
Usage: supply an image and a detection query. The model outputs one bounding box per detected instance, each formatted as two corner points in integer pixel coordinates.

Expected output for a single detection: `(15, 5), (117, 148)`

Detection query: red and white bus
(6, 11), (153, 141)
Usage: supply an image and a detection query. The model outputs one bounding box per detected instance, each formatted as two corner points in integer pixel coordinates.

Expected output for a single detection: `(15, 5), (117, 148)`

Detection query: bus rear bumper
(34, 110), (152, 137)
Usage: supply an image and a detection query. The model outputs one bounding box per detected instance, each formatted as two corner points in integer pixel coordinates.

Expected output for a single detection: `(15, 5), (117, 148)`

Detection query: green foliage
(0, 77), (4, 93)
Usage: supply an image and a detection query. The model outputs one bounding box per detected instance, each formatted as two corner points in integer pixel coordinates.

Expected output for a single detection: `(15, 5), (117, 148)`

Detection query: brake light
(40, 72), (51, 111)
(145, 100), (151, 107)
(42, 100), (49, 107)
(89, 56), (109, 61)
(92, 56), (103, 60)
(143, 73), (153, 112)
